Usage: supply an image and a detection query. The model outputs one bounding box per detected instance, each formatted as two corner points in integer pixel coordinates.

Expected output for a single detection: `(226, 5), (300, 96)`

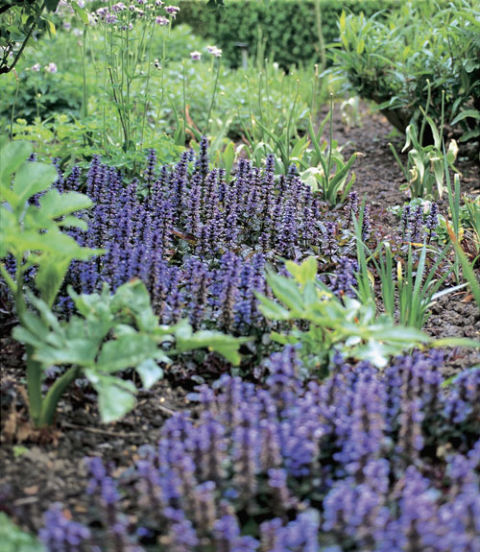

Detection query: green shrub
(174, 0), (400, 69)
(333, 0), (480, 144)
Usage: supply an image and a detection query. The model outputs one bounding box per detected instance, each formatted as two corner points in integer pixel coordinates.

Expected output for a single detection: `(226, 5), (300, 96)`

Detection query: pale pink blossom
(45, 62), (58, 73)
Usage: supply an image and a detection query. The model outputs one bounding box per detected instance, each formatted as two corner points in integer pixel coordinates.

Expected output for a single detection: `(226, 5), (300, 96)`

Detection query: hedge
(174, 0), (402, 68)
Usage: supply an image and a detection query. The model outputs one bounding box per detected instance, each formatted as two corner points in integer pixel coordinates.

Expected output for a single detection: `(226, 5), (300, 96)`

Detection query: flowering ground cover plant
(0, 138), (245, 428)
(57, 140), (357, 337)
(36, 347), (480, 550)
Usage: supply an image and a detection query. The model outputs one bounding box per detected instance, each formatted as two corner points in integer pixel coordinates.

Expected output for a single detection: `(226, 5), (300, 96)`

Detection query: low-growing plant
(298, 102), (356, 206)
(389, 106), (459, 199)
(353, 206), (467, 329)
(256, 256), (432, 373)
(0, 139), (245, 427)
(57, 143), (358, 340)
(372, 241), (463, 329)
(35, 350), (480, 550)
(13, 279), (246, 425)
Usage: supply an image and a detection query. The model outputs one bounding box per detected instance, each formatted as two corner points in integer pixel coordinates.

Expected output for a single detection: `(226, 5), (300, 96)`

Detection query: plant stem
(26, 351), (43, 427)
(39, 366), (81, 427)
(206, 58), (221, 134)
(81, 26), (88, 120)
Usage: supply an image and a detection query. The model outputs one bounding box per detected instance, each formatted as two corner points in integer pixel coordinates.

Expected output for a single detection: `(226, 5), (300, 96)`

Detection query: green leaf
(97, 334), (158, 373)
(85, 372), (137, 424)
(285, 256), (317, 287)
(13, 163), (58, 209)
(450, 109), (480, 126)
(175, 330), (248, 365)
(0, 512), (45, 552)
(0, 141), (32, 186)
(136, 359), (164, 389)
(38, 190), (93, 219)
(265, 271), (304, 311)
(35, 257), (70, 307)
(33, 338), (98, 367)
(256, 293), (292, 320)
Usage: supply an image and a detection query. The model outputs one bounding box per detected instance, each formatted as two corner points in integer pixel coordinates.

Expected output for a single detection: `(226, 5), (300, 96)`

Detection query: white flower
(165, 5), (180, 17)
(207, 45), (222, 58)
(155, 15), (169, 25)
(190, 50), (201, 61)
(45, 62), (57, 73)
(30, 63), (41, 72)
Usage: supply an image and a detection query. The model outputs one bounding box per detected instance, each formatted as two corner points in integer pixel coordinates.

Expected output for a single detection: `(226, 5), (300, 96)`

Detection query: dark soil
(1, 102), (479, 537)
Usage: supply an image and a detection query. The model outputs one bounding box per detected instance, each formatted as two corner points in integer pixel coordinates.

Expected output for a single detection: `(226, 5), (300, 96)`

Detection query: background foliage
(174, 0), (401, 68)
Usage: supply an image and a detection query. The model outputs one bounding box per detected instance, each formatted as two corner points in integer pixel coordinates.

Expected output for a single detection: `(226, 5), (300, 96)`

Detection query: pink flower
(96, 7), (108, 17)
(207, 45), (222, 58)
(45, 62), (57, 73)
(30, 63), (41, 72)
(155, 15), (169, 25)
(165, 5), (180, 17)
(112, 2), (126, 12)
(190, 51), (201, 61)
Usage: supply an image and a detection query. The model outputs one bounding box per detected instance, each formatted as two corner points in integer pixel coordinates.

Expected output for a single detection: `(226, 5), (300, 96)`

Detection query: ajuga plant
(56, 139), (355, 340)
(38, 347), (480, 551)
(0, 138), (245, 427)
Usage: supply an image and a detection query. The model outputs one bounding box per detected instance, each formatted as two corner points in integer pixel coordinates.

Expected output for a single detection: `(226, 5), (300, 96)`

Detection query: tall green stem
(206, 58), (221, 134)
(26, 351), (44, 427)
(81, 26), (88, 120)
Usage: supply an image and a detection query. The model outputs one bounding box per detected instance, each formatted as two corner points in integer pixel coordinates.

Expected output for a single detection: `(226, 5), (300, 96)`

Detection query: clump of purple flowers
(39, 349), (480, 550)
(57, 140), (353, 334)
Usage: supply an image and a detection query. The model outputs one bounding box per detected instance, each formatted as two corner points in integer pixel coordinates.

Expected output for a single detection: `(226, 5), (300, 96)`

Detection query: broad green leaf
(136, 358), (164, 389)
(265, 271), (304, 311)
(111, 280), (158, 330)
(256, 293), (292, 320)
(33, 338), (98, 367)
(13, 163), (58, 209)
(86, 372), (137, 423)
(97, 334), (158, 373)
(285, 257), (317, 287)
(58, 216), (88, 231)
(35, 256), (70, 307)
(176, 331), (248, 365)
(38, 189), (93, 219)
(0, 141), (32, 185)
(370, 325), (430, 343)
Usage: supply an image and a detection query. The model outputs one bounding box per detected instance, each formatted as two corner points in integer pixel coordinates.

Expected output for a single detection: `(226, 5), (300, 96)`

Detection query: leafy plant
(389, 103), (459, 199)
(256, 257), (432, 374)
(0, 512), (44, 552)
(0, 0), (64, 75)
(0, 139), (246, 427)
(446, 222), (480, 310)
(14, 280), (247, 425)
(333, 1), (480, 146)
(0, 138), (102, 427)
(298, 100), (356, 206)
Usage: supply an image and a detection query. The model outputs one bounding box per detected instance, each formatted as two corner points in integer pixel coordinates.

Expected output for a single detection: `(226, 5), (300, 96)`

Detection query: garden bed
(1, 102), (479, 541)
